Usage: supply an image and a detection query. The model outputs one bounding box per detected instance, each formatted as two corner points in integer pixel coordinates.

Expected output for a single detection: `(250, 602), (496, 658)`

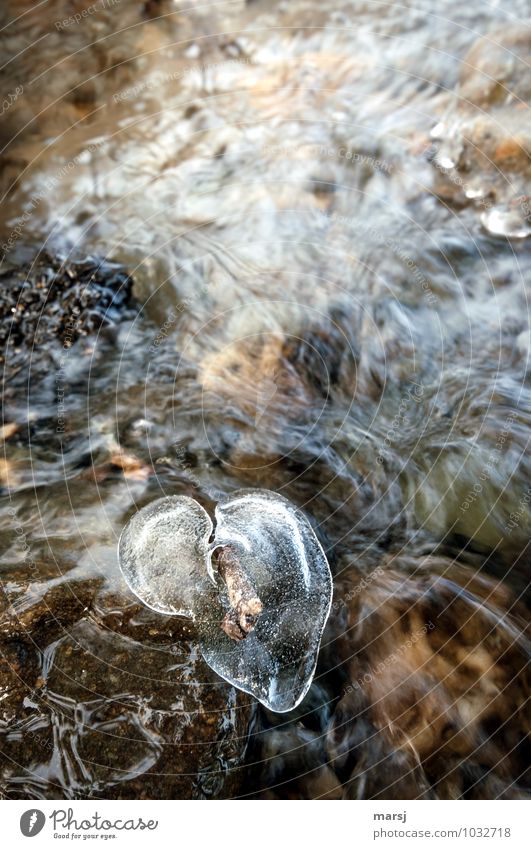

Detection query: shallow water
(1, 0), (530, 798)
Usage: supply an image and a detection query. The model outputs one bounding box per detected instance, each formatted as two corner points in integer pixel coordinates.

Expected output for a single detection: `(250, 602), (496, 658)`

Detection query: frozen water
(118, 489), (333, 712)
(203, 490), (333, 711)
(118, 495), (215, 618)
(481, 206), (531, 240)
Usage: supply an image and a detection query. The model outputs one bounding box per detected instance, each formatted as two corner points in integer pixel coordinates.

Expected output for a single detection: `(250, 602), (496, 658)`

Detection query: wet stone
(0, 250), (136, 379)
(0, 564), (254, 799)
(458, 27), (531, 108)
(428, 27), (531, 214)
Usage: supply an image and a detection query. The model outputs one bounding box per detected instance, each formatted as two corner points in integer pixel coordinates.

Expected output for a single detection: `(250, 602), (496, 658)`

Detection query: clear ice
(118, 495), (215, 618)
(481, 206), (531, 240)
(118, 489), (333, 712)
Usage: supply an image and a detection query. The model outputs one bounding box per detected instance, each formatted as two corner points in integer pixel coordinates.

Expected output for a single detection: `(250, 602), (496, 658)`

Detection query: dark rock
(0, 561), (254, 799)
(0, 251), (136, 370)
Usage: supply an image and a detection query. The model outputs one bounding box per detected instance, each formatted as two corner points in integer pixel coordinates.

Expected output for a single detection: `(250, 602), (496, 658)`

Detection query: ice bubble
(481, 206), (531, 240)
(202, 490), (332, 711)
(118, 489), (333, 712)
(118, 495), (215, 618)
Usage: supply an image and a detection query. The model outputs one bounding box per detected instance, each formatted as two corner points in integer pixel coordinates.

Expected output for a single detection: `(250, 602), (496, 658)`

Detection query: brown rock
(0, 562), (254, 799)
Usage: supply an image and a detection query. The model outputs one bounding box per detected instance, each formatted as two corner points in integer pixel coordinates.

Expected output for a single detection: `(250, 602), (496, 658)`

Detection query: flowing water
(0, 0), (530, 799)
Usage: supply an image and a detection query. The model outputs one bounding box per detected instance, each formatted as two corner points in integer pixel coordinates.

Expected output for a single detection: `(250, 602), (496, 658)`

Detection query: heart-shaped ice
(118, 489), (332, 712)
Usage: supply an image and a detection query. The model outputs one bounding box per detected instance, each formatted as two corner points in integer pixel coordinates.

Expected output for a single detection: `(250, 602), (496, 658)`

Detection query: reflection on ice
(481, 207), (531, 240)
(118, 490), (333, 712)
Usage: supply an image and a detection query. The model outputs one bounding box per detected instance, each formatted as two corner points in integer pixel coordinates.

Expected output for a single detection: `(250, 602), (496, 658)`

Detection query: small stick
(216, 546), (263, 641)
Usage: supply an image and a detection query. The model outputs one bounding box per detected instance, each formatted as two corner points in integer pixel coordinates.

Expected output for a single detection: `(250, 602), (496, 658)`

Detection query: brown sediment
(215, 546), (263, 641)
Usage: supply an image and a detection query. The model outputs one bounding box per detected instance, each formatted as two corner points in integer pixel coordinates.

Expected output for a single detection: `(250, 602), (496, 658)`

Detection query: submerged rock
(326, 556), (531, 800)
(0, 557), (253, 799)
(0, 251), (136, 379)
(429, 27), (531, 215)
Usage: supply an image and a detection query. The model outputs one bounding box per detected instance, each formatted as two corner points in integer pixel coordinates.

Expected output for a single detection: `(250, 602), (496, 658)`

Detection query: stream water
(1, 0), (530, 799)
